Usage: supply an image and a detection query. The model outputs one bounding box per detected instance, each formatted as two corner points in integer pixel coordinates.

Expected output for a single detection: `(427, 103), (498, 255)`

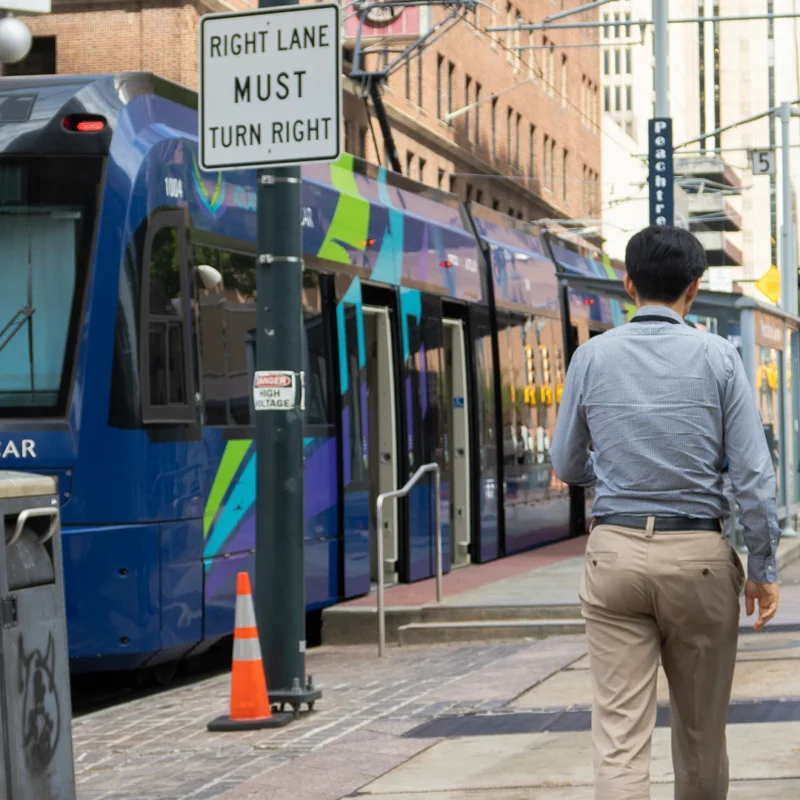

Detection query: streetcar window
(147, 227), (189, 411)
(0, 155), (101, 417)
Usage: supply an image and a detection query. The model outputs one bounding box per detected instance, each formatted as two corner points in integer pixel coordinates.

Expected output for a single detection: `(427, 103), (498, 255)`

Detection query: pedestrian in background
(551, 225), (780, 800)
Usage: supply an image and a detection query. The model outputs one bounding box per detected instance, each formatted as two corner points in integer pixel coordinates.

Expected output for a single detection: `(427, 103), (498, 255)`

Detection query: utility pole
(649, 0), (674, 226)
(779, 102), (799, 537)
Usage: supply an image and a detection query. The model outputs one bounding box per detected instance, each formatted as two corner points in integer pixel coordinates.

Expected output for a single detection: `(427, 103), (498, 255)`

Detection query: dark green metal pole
(254, 0), (320, 716)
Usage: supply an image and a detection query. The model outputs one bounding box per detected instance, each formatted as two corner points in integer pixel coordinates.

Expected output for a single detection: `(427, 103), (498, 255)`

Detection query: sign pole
(252, 0), (322, 713)
(649, 0), (674, 227)
(199, 0), (340, 720)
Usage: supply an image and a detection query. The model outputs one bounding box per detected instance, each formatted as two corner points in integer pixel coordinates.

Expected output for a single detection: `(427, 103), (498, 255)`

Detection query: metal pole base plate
(207, 711), (294, 732)
(269, 686), (322, 717)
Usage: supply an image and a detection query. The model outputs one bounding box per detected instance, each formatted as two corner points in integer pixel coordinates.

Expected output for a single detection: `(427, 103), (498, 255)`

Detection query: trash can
(0, 471), (75, 799)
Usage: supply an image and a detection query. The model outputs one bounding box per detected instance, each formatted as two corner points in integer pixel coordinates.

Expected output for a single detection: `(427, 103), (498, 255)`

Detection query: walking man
(551, 226), (780, 800)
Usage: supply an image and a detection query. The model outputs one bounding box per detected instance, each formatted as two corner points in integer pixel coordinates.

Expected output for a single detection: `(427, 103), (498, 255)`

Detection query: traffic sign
(199, 4), (342, 171)
(755, 265), (781, 304)
(751, 149), (776, 175)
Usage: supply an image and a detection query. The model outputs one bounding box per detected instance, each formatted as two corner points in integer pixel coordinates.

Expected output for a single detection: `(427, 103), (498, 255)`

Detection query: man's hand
(745, 580), (779, 632)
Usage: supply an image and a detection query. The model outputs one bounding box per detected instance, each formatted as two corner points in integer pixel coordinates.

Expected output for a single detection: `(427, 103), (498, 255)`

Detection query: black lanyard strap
(631, 315), (682, 325)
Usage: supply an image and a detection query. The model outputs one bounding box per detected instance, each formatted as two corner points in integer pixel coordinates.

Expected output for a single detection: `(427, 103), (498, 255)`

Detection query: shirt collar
(631, 305), (686, 324)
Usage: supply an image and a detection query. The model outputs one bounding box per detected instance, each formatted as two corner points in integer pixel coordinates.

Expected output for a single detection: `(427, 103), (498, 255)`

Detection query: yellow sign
(755, 266), (781, 304)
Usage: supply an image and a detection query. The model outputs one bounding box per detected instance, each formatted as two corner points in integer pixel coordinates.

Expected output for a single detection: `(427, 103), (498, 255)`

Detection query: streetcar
(0, 73), (622, 672)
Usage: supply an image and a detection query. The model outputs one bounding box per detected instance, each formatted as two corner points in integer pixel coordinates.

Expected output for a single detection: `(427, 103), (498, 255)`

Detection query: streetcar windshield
(0, 156), (102, 416)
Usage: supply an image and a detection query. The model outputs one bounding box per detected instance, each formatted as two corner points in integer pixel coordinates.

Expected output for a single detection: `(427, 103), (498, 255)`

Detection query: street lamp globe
(0, 15), (32, 65)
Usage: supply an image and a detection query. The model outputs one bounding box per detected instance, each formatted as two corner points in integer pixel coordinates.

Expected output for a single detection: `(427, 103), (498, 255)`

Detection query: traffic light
(525, 345), (536, 385)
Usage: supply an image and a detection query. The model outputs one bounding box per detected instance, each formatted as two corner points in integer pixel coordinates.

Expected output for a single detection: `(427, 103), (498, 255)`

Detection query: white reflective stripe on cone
(235, 594), (258, 629)
(233, 636), (263, 663)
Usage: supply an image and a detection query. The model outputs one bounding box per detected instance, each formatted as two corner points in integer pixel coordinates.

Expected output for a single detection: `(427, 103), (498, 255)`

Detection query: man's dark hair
(624, 226), (707, 303)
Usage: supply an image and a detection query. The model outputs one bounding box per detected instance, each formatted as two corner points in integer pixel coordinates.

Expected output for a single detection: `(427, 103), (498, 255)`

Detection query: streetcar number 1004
(165, 177), (184, 199)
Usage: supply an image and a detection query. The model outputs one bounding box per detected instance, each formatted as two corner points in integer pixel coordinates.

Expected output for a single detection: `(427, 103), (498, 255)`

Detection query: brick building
(6, 0), (602, 224)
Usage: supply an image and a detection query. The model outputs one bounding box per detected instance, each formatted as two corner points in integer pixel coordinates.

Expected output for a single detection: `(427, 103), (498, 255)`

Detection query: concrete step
(397, 619), (586, 646)
(420, 604), (583, 623)
(322, 603), (584, 645)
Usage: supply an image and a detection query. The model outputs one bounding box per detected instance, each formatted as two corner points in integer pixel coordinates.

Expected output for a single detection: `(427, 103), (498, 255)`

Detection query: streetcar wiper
(0, 305), (35, 356)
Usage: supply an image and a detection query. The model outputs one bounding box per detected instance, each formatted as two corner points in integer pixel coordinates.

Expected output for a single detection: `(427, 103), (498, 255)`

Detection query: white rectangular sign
(0, 0), (50, 13)
(751, 149), (775, 175)
(708, 266), (733, 293)
(253, 370), (304, 411)
(199, 4), (342, 171)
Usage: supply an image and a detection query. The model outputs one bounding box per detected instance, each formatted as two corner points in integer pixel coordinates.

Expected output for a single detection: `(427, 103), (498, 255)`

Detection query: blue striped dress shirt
(551, 305), (780, 583)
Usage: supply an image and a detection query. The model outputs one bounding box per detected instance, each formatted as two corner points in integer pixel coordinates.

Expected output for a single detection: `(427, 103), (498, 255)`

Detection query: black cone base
(207, 711), (294, 732)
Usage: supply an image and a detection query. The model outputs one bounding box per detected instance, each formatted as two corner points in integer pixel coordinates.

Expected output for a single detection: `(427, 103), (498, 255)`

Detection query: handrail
(376, 462), (442, 656)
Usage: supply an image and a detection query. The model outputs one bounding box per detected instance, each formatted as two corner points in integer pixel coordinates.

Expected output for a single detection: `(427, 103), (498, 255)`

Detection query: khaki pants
(580, 524), (745, 800)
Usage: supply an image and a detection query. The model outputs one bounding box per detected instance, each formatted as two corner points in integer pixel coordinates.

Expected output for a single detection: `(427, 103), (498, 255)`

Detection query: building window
(465, 75), (472, 139)
(562, 149), (568, 200)
(543, 134), (549, 189)
(3, 36), (56, 76)
(615, 48), (621, 74)
(492, 200), (500, 211)
(550, 139), (556, 191)
(406, 151), (414, 175)
(476, 189), (484, 205)
(437, 54), (444, 120)
(417, 54), (423, 107)
(602, 13), (609, 38)
(449, 175), (457, 194)
(419, 157), (426, 183)
(475, 83), (482, 145)
(448, 61), (455, 118)
(626, 85), (632, 112)
(529, 124), (535, 182)
(604, 86), (611, 111)
(561, 55), (567, 105)
(506, 106), (513, 162)
(405, 59), (411, 101)
(615, 86), (621, 111)
(603, 50), (610, 75)
(626, 47), (632, 74)
(515, 112), (521, 168)
(437, 168), (445, 189)
(358, 126), (368, 159)
(466, 183), (473, 203)
(528, 32), (535, 77)
(491, 98), (498, 157)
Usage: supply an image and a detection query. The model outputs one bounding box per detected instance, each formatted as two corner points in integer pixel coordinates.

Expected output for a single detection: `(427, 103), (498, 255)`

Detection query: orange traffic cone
(208, 572), (292, 731)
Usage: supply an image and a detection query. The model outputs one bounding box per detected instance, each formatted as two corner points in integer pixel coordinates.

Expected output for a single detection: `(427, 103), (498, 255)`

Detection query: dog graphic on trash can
(19, 633), (60, 773)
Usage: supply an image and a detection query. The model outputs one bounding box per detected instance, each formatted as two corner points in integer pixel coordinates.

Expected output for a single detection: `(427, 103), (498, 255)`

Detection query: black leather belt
(594, 515), (721, 532)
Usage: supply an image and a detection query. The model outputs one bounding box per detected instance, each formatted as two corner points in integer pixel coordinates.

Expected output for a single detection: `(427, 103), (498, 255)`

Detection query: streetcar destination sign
(199, 3), (342, 171)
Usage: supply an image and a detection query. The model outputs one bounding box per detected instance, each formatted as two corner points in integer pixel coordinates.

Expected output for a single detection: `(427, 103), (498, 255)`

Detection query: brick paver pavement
(73, 636), (588, 800)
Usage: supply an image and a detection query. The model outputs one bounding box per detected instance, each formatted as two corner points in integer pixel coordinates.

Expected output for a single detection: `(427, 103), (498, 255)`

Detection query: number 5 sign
(751, 149), (776, 175)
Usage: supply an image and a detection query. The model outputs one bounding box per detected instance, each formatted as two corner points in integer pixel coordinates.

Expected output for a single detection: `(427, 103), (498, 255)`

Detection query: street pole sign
(648, 117), (674, 226)
(198, 1), (340, 722)
(199, 4), (341, 171)
(751, 148), (776, 175)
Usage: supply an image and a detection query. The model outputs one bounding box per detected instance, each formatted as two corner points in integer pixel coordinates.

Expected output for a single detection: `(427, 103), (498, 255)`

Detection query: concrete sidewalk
(73, 546), (800, 800)
(323, 533), (800, 646)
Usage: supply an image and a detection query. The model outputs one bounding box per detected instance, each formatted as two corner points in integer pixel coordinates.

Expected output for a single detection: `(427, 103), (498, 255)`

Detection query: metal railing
(376, 462), (442, 656)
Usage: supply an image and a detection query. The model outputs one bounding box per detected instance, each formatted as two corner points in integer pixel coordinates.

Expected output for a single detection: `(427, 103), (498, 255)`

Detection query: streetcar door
(363, 305), (399, 587)
(443, 319), (471, 567)
(399, 290), (450, 581)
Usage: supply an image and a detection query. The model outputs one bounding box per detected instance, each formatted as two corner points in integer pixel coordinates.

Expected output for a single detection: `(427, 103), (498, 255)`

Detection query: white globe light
(0, 16), (32, 66)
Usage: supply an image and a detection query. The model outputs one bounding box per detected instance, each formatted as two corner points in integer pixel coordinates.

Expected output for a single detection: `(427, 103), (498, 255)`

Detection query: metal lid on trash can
(0, 471), (56, 499)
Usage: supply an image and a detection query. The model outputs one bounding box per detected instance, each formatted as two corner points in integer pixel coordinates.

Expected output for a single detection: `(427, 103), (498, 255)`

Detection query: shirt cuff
(747, 554), (778, 584)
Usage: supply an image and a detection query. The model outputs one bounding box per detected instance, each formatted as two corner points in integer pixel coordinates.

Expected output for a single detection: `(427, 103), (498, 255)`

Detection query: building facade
(600, 0), (800, 302)
(5, 0), (603, 226)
